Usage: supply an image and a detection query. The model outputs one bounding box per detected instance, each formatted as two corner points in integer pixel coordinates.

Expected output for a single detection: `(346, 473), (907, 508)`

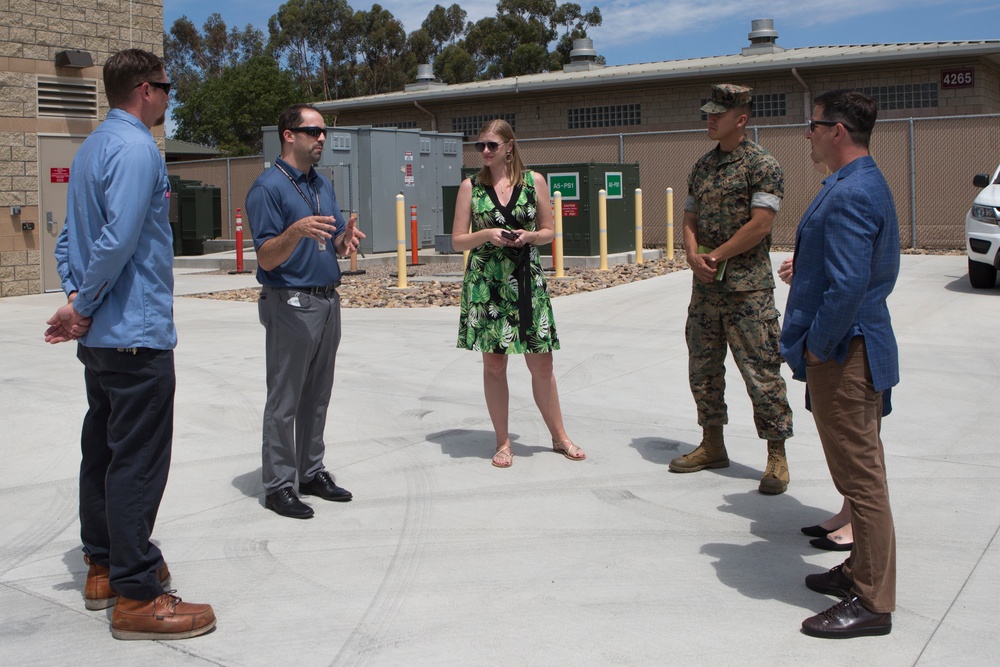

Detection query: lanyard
(274, 161), (321, 216)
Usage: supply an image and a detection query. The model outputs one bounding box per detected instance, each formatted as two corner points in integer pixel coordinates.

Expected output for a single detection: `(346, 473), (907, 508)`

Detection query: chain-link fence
(494, 114), (1000, 249)
(172, 114), (1000, 249)
(168, 156), (263, 238)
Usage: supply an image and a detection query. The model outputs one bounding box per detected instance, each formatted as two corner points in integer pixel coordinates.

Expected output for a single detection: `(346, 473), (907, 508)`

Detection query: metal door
(38, 135), (87, 292)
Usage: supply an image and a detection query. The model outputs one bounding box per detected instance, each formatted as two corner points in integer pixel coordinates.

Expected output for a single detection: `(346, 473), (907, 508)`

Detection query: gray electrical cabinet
(261, 125), (463, 255)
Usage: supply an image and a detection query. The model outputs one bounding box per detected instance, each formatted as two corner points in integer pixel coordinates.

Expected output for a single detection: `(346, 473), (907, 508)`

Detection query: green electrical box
(442, 184), (460, 235)
(178, 185), (222, 255)
(167, 176), (222, 255)
(456, 163), (640, 256)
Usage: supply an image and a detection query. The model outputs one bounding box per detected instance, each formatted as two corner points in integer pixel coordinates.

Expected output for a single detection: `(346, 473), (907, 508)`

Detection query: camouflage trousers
(686, 287), (793, 440)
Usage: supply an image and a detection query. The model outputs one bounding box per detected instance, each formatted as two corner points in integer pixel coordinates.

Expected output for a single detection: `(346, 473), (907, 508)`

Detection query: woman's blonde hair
(474, 119), (527, 187)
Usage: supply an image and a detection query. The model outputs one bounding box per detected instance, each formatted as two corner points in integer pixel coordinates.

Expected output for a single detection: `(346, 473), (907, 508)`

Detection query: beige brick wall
(0, 0), (163, 298)
(334, 57), (1000, 136)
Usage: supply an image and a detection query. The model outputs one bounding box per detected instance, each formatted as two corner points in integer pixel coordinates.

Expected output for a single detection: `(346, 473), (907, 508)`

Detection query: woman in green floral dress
(452, 119), (585, 468)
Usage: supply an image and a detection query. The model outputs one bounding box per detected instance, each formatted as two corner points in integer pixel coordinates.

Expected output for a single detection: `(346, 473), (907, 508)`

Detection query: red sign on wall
(562, 202), (579, 217)
(51, 167), (70, 183)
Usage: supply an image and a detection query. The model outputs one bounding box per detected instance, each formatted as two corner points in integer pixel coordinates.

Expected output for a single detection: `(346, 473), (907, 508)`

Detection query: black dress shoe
(801, 524), (833, 538)
(265, 488), (314, 519)
(811, 535), (854, 551)
(299, 471), (352, 502)
(805, 563), (854, 598)
(801, 596), (891, 639)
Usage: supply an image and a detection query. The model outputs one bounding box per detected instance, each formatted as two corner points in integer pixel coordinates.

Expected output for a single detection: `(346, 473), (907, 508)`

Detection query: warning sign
(51, 167), (70, 183)
(562, 202), (579, 217)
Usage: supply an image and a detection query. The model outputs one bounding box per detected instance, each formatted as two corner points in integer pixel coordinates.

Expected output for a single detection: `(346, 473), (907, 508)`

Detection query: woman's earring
(505, 152), (512, 163)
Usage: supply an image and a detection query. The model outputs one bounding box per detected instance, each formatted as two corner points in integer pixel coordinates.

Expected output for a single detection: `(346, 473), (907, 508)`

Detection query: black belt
(302, 281), (341, 295)
(511, 246), (532, 343)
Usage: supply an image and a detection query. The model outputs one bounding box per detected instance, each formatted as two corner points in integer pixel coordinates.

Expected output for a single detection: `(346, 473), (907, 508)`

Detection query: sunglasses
(137, 80), (172, 94)
(808, 119), (854, 133)
(289, 126), (327, 138)
(474, 141), (504, 153)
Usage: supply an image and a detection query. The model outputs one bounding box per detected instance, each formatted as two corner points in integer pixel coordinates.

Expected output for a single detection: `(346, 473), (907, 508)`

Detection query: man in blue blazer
(780, 89), (899, 639)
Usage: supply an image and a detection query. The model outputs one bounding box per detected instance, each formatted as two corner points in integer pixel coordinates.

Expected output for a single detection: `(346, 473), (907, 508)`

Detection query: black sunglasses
(137, 80), (171, 94)
(474, 141), (503, 153)
(289, 126), (326, 138)
(808, 119), (853, 133)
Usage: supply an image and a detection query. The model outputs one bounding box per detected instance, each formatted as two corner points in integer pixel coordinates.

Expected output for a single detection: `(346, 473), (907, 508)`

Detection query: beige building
(317, 21), (1000, 251)
(0, 0), (164, 298)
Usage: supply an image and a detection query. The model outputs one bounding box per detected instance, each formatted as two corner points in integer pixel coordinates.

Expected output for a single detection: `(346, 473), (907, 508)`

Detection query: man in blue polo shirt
(46, 48), (215, 640)
(246, 103), (364, 519)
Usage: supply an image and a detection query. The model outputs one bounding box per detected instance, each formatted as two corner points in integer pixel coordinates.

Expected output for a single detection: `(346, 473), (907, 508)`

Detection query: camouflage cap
(700, 84), (753, 114)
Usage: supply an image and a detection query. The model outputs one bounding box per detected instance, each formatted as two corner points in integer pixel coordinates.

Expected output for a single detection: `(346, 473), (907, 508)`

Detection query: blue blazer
(780, 156), (900, 392)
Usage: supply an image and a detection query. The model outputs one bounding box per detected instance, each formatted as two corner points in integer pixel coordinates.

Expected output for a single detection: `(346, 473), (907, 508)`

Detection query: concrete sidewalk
(1, 254), (998, 665)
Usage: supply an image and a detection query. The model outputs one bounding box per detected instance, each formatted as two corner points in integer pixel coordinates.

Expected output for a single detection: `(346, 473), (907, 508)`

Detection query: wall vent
(37, 76), (99, 118)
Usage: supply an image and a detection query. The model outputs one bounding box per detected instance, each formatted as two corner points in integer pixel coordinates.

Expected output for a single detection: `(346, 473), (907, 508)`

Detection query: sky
(162, 0), (1000, 134)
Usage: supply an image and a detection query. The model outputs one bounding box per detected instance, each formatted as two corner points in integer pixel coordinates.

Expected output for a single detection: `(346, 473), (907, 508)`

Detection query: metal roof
(165, 138), (220, 156)
(315, 41), (1000, 113)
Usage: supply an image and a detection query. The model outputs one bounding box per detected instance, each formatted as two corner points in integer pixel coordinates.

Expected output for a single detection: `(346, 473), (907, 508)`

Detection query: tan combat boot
(669, 425), (729, 472)
(759, 439), (789, 494)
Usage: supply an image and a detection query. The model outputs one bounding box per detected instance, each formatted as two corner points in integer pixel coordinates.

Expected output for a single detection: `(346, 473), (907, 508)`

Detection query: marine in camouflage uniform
(670, 84), (794, 495)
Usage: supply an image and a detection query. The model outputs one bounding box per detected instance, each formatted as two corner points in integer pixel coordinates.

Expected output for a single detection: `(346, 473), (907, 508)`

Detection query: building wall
(333, 56), (1000, 138)
(324, 54), (1000, 254)
(0, 0), (164, 297)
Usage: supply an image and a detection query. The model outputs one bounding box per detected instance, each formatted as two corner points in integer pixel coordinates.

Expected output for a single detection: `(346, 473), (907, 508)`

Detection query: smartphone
(500, 230), (519, 241)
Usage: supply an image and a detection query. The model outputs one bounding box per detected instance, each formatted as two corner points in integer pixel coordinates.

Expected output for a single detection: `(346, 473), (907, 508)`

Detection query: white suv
(966, 163), (1000, 289)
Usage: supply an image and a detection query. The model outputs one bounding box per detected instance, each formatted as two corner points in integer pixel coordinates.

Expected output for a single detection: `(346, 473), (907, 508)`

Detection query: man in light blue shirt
(45, 48), (215, 641)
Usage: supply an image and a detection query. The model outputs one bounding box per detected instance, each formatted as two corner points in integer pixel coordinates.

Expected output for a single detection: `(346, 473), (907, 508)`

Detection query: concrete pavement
(1, 253), (998, 665)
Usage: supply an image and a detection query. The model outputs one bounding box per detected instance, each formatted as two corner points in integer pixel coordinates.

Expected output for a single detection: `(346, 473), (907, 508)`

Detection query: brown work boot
(759, 439), (789, 494)
(669, 426), (729, 472)
(84, 555), (171, 610)
(111, 591), (216, 640)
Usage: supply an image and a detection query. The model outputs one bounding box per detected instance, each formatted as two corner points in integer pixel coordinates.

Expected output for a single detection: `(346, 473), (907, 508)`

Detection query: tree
(434, 43), (477, 84)
(164, 14), (265, 105)
(267, 0), (358, 100)
(171, 55), (306, 156)
(354, 4), (407, 95)
(460, 0), (601, 79)
(421, 4), (467, 53)
(550, 3), (602, 66)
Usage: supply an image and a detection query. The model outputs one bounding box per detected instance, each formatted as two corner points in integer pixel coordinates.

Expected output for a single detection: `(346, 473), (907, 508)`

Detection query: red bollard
(410, 204), (419, 265)
(235, 207), (244, 273)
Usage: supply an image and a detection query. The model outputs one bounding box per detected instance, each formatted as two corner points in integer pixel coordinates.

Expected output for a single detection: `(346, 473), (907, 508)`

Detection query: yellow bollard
(665, 187), (675, 261)
(395, 194), (407, 288)
(553, 191), (564, 278)
(634, 188), (643, 265)
(462, 249), (470, 272)
(598, 189), (608, 271)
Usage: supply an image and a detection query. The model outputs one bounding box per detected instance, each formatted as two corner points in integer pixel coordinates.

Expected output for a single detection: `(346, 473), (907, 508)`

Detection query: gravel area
(185, 246), (960, 308)
(188, 255), (692, 307)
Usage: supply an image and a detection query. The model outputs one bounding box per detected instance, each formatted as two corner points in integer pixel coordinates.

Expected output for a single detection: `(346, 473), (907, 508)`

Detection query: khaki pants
(807, 336), (896, 612)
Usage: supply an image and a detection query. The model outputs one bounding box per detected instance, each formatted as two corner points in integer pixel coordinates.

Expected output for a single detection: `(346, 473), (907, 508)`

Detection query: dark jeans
(77, 345), (174, 601)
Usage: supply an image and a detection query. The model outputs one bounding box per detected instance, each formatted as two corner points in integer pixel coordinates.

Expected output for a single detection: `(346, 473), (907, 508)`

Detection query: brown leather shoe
(111, 591), (216, 640)
(801, 596), (891, 639)
(84, 555), (171, 610)
(805, 562), (854, 598)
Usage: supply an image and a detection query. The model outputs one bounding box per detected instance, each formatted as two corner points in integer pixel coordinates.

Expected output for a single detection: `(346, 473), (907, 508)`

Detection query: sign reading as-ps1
(605, 172), (623, 199)
(548, 172), (579, 200)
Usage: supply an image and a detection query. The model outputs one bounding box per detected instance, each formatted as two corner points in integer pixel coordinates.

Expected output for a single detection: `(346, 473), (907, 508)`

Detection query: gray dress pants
(258, 286), (341, 494)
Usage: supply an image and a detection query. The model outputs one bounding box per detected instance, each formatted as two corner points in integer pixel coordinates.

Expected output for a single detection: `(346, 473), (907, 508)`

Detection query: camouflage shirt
(686, 137), (784, 291)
